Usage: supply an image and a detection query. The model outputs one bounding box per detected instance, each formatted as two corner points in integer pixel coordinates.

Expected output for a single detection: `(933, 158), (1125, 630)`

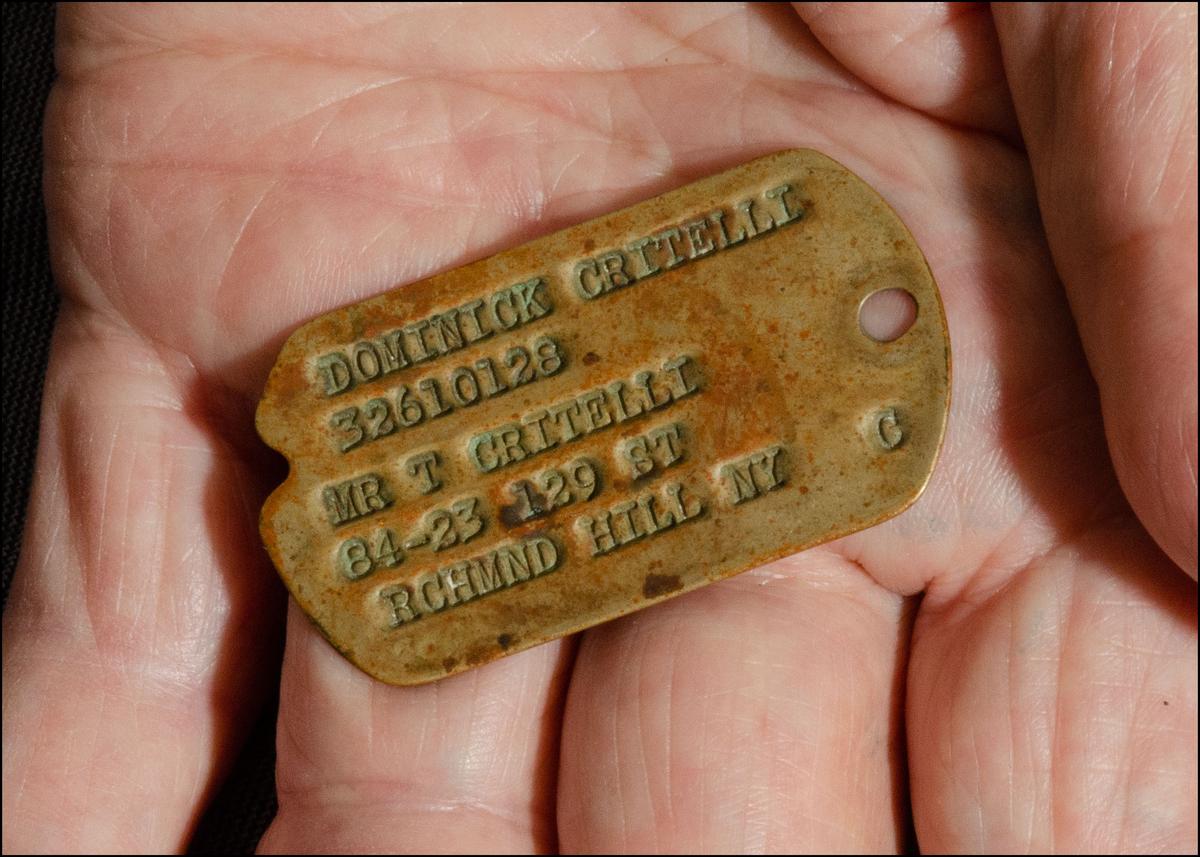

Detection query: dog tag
(257, 149), (951, 685)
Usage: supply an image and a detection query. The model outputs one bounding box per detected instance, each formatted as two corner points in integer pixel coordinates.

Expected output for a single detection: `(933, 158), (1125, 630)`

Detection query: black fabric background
(2, 5), (277, 852)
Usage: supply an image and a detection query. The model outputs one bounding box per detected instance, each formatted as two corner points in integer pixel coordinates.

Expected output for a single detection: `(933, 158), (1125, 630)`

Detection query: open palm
(4, 3), (1196, 853)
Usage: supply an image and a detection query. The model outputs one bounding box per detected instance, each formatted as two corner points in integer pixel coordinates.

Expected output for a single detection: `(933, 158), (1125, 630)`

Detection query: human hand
(4, 3), (1195, 852)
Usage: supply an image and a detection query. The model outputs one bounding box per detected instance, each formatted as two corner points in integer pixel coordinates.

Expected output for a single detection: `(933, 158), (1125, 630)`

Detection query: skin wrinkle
(45, 186), (115, 317)
(61, 19), (838, 87)
(278, 782), (534, 826)
(1048, 553), (1081, 853)
(1115, 631), (1151, 851)
(55, 88), (633, 176)
(56, 50), (883, 165)
(634, 632), (659, 854)
(637, 6), (746, 65)
(919, 497), (1030, 613)
(1010, 594), (1039, 851)
(83, 416), (118, 645)
(160, 56), (267, 148)
(58, 75), (1003, 379)
(272, 795), (536, 846)
(58, 154), (492, 309)
(98, 168), (121, 318)
(1002, 600), (1020, 850)
(797, 2), (1018, 138)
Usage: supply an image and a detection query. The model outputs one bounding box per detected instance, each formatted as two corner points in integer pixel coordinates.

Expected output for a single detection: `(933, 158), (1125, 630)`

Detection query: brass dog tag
(257, 149), (950, 685)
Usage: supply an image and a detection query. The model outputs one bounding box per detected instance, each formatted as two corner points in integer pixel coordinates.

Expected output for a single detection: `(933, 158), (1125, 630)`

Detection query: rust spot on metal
(643, 574), (683, 599)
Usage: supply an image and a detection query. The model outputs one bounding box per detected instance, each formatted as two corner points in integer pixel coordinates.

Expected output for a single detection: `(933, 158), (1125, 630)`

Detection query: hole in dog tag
(859, 288), (918, 342)
(257, 149), (951, 685)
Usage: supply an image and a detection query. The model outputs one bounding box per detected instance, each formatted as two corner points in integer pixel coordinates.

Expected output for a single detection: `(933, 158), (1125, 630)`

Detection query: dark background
(2, 5), (276, 852)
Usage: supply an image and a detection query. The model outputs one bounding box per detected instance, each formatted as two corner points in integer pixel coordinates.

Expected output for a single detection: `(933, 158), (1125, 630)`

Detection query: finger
(907, 520), (1197, 852)
(259, 602), (573, 854)
(1, 307), (282, 853)
(993, 2), (1198, 577)
(794, 2), (1019, 138)
(558, 551), (911, 853)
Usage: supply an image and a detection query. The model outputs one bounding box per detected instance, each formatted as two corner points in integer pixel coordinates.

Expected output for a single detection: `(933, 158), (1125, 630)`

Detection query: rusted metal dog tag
(258, 149), (950, 685)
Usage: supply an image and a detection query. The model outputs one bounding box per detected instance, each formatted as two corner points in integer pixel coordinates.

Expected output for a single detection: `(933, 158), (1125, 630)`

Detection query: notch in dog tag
(257, 149), (951, 685)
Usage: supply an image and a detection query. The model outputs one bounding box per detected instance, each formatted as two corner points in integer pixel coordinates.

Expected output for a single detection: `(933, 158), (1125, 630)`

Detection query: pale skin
(2, 2), (1196, 853)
